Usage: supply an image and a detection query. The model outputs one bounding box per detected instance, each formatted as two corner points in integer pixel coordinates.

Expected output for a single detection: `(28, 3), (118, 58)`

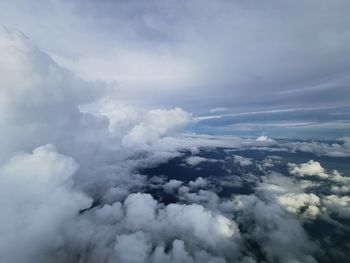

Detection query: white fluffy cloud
(289, 161), (350, 190)
(254, 173), (324, 220)
(122, 193), (239, 251)
(232, 193), (318, 263)
(98, 101), (192, 147)
(0, 27), (208, 263)
(62, 193), (241, 263)
(186, 156), (208, 166)
(277, 193), (321, 219)
(113, 232), (152, 263)
(256, 136), (273, 142)
(289, 160), (328, 178)
(122, 108), (191, 148)
(124, 193), (158, 230)
(323, 195), (350, 219)
(189, 177), (209, 189)
(233, 155), (253, 167)
(0, 26), (108, 163)
(163, 179), (184, 194)
(0, 145), (91, 263)
(161, 203), (239, 254)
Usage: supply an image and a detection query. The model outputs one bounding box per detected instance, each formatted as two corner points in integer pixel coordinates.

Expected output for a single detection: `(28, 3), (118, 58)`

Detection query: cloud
(186, 156), (208, 166)
(64, 193), (241, 263)
(103, 186), (129, 204)
(113, 231), (152, 263)
(289, 160), (329, 178)
(0, 23), (349, 263)
(233, 155), (253, 167)
(163, 179), (184, 194)
(124, 193), (158, 230)
(329, 170), (350, 184)
(122, 108), (191, 148)
(331, 185), (350, 194)
(98, 101), (142, 135)
(189, 177), (209, 189)
(1, 0), (350, 138)
(98, 101), (192, 144)
(162, 203), (239, 252)
(254, 173), (324, 220)
(0, 25), (110, 167)
(277, 193), (321, 219)
(232, 193), (318, 263)
(0, 145), (91, 263)
(289, 160), (350, 186)
(0, 27), (222, 263)
(151, 239), (194, 263)
(323, 195), (350, 219)
(209, 107), (229, 113)
(339, 136), (350, 143)
(256, 136), (274, 143)
(285, 140), (350, 157)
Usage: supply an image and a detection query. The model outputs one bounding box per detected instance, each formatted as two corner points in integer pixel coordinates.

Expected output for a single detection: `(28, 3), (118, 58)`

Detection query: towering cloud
(0, 26), (108, 163)
(0, 27), (241, 263)
(0, 145), (91, 263)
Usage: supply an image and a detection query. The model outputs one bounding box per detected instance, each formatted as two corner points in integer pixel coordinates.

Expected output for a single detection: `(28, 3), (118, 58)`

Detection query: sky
(1, 2), (350, 262)
(1, 0), (349, 138)
(0, 0), (350, 138)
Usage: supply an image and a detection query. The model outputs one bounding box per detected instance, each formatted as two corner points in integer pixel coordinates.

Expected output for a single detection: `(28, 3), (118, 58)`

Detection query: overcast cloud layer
(0, 0), (349, 138)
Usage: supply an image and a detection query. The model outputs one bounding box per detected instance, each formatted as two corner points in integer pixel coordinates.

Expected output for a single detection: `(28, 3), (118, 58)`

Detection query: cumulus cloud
(186, 156), (208, 166)
(162, 203), (239, 252)
(233, 155), (253, 167)
(0, 145), (91, 263)
(189, 177), (209, 189)
(0, 26), (108, 157)
(0, 27), (218, 263)
(289, 160), (328, 178)
(65, 193), (241, 263)
(124, 193), (158, 230)
(329, 170), (350, 184)
(232, 193), (318, 263)
(163, 179), (184, 194)
(252, 136), (277, 146)
(114, 232), (151, 263)
(97, 101), (142, 135)
(289, 161), (350, 191)
(323, 195), (350, 219)
(0, 28), (250, 263)
(285, 140), (350, 157)
(331, 185), (350, 194)
(122, 108), (191, 148)
(256, 136), (272, 142)
(97, 100), (192, 149)
(277, 193), (321, 219)
(258, 156), (282, 169)
(255, 173), (324, 220)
